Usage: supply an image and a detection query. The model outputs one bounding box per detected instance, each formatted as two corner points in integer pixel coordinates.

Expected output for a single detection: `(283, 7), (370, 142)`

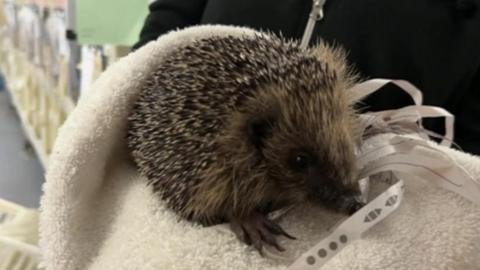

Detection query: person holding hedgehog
(128, 0), (480, 254)
(134, 0), (480, 156)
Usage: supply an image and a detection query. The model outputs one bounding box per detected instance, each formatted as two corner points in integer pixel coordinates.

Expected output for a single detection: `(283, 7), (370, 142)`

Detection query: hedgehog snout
(307, 173), (363, 213)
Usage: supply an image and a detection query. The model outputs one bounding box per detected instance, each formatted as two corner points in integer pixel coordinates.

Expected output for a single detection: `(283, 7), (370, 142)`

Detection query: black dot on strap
(318, 249), (327, 258)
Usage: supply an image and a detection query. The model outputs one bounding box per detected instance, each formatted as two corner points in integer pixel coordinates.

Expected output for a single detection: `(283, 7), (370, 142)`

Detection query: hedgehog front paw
(230, 210), (296, 255)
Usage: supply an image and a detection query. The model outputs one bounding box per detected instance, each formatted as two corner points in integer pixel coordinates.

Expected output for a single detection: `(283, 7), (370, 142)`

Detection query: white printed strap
(351, 79), (455, 147)
(287, 134), (480, 269)
(359, 136), (480, 205)
(349, 79), (423, 105)
(358, 135), (451, 169)
(365, 105), (454, 147)
(288, 179), (404, 270)
(285, 78), (479, 269)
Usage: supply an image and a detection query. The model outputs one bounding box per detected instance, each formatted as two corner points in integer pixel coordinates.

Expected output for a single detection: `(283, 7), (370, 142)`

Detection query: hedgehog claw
(230, 210), (294, 254)
(262, 218), (296, 240)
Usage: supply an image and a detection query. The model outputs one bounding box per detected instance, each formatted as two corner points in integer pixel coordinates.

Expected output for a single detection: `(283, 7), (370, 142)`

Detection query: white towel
(39, 25), (480, 270)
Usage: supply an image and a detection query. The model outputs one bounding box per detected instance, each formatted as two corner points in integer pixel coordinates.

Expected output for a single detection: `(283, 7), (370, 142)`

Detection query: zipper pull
(300, 0), (327, 50)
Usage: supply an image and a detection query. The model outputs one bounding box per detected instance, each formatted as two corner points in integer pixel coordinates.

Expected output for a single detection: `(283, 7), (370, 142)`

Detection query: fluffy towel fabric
(39, 25), (480, 270)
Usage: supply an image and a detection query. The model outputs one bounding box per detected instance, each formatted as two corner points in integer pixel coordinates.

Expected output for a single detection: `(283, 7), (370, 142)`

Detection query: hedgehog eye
(290, 151), (313, 172)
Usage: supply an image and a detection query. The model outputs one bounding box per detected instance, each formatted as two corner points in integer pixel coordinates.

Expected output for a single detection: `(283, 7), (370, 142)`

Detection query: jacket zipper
(300, 0), (327, 49)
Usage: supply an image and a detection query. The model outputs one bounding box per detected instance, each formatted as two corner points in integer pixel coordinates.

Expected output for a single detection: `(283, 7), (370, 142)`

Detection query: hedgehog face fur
(127, 33), (361, 228)
(218, 82), (360, 214)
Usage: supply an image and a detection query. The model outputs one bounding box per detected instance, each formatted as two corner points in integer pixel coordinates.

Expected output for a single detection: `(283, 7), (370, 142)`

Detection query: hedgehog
(127, 33), (363, 253)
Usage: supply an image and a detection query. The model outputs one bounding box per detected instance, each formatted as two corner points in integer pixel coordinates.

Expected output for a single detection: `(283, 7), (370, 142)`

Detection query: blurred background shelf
(0, 1), (148, 268)
(0, 40), (72, 168)
(1, 0), (76, 169)
(0, 0), (147, 169)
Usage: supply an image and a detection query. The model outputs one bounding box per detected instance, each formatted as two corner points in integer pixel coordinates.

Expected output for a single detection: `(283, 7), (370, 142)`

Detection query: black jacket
(134, 0), (480, 155)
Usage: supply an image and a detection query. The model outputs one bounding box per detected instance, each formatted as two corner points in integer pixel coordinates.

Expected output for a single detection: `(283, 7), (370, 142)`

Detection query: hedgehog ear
(247, 113), (276, 150)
